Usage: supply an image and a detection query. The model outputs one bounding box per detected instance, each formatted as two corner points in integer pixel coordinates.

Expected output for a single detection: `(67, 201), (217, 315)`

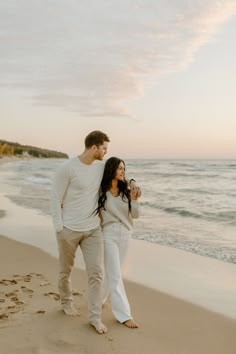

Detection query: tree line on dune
(0, 140), (68, 159)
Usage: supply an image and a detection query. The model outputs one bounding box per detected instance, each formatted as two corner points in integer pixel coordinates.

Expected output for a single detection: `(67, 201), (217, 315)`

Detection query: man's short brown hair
(84, 130), (110, 148)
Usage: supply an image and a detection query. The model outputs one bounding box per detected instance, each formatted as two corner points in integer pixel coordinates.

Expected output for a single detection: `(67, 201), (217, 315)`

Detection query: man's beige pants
(56, 226), (104, 323)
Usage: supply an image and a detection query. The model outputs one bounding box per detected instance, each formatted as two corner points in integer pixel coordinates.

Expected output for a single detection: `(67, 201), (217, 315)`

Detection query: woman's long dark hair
(95, 157), (131, 214)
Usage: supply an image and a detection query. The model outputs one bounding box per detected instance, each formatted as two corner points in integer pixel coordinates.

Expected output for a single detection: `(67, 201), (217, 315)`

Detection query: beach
(1, 157), (236, 354)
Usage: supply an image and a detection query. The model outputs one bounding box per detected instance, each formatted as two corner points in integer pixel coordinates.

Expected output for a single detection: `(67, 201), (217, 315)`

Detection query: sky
(1, 0), (236, 159)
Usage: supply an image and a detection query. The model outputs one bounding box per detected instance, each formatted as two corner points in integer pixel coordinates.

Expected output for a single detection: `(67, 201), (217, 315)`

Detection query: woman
(97, 157), (140, 328)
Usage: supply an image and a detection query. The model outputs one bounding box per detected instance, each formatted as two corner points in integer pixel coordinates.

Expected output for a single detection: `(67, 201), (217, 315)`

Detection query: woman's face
(115, 161), (125, 181)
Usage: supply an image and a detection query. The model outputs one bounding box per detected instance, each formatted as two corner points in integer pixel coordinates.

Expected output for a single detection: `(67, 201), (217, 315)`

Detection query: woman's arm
(129, 179), (141, 200)
(130, 199), (140, 219)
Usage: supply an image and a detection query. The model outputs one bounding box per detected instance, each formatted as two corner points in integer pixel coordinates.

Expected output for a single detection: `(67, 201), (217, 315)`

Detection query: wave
(141, 202), (202, 219)
(163, 206), (202, 219)
(213, 211), (236, 223)
(178, 188), (218, 195)
(141, 202), (236, 223)
(138, 171), (220, 178)
(26, 175), (51, 185)
(132, 232), (236, 264)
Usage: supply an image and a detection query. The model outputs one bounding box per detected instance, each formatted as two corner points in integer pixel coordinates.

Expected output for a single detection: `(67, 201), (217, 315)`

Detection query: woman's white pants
(102, 223), (132, 323)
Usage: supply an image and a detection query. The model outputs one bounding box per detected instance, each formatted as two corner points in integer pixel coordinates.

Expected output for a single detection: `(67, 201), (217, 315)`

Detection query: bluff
(0, 140), (68, 158)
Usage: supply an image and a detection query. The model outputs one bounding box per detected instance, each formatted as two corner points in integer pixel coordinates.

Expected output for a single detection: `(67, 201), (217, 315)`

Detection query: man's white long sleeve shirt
(51, 157), (104, 232)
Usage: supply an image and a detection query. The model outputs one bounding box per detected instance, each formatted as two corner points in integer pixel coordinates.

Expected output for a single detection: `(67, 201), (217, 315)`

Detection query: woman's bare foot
(90, 321), (108, 334)
(123, 319), (139, 328)
(62, 303), (80, 316)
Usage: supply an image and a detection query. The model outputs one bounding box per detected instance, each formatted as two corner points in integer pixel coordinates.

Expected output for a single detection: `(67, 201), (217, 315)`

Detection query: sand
(0, 235), (236, 354)
(1, 156), (236, 353)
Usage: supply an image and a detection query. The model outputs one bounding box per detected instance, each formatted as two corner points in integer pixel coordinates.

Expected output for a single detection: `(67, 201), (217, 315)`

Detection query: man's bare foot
(90, 321), (108, 334)
(123, 319), (139, 328)
(62, 303), (80, 316)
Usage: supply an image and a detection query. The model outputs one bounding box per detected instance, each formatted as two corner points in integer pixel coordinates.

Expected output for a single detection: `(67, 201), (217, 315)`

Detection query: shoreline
(0, 155), (236, 319)
(0, 188), (236, 319)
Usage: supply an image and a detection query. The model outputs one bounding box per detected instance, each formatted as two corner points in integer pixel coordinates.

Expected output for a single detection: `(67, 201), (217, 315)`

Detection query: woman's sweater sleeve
(130, 199), (140, 219)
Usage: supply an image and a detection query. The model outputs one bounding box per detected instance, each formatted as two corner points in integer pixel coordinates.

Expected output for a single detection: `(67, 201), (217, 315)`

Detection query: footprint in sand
(11, 274), (31, 283)
(13, 273), (49, 285)
(22, 275), (32, 282)
(0, 279), (18, 285)
(10, 296), (19, 302)
(5, 291), (19, 302)
(36, 310), (46, 314)
(6, 305), (19, 314)
(14, 300), (25, 305)
(20, 286), (34, 297)
(20, 286), (33, 292)
(1, 301), (21, 316)
(13, 273), (31, 280)
(5, 290), (19, 296)
(0, 313), (8, 320)
(29, 272), (45, 279)
(40, 281), (51, 287)
(4, 293), (25, 316)
(12, 274), (23, 281)
(44, 292), (60, 301)
(72, 290), (83, 296)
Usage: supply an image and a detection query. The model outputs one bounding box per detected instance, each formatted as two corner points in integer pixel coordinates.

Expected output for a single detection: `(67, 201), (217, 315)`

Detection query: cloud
(0, 0), (236, 119)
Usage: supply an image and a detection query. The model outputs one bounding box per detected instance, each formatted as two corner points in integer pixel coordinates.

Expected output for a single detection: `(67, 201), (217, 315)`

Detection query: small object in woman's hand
(130, 180), (141, 199)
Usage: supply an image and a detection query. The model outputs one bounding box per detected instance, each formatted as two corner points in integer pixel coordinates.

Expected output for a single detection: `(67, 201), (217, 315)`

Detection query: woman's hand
(130, 180), (141, 200)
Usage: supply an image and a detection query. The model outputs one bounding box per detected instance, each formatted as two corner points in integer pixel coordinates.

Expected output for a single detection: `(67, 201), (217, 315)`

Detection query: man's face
(94, 141), (108, 160)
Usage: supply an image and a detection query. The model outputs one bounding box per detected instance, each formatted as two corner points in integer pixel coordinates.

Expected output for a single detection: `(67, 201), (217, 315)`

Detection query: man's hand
(130, 180), (141, 200)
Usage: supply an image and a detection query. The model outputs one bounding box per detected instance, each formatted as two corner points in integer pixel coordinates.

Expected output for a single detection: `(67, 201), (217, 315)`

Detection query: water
(1, 158), (236, 264)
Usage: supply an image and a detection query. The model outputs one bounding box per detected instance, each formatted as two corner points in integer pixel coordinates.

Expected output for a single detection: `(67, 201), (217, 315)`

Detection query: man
(51, 130), (110, 334)
(51, 130), (140, 334)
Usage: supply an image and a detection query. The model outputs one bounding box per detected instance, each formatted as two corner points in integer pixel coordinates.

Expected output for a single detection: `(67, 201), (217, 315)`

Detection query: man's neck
(78, 151), (95, 165)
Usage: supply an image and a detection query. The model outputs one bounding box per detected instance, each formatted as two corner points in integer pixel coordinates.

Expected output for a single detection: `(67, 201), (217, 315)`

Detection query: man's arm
(50, 163), (70, 232)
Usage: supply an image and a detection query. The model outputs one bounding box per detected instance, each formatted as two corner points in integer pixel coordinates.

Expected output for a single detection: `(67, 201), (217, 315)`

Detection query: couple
(51, 131), (141, 334)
